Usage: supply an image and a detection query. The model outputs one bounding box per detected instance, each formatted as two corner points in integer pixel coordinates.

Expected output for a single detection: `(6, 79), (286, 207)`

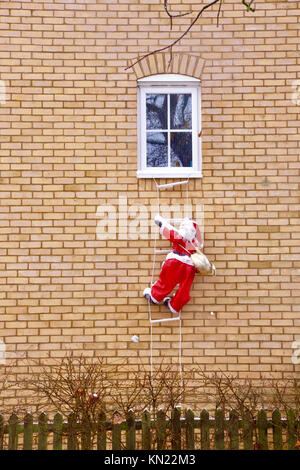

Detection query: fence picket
(8, 413), (18, 450)
(53, 412), (63, 450)
(185, 409), (194, 450)
(156, 409), (166, 450)
(142, 410), (151, 450)
(243, 411), (253, 450)
(67, 412), (78, 450)
(112, 412), (122, 450)
(215, 409), (225, 450)
(287, 409), (296, 450)
(229, 409), (239, 450)
(23, 413), (33, 450)
(81, 418), (92, 450)
(171, 407), (181, 450)
(200, 409), (210, 450)
(272, 409), (282, 450)
(38, 412), (48, 450)
(97, 411), (106, 450)
(0, 414), (4, 450)
(126, 410), (136, 450)
(257, 409), (268, 450)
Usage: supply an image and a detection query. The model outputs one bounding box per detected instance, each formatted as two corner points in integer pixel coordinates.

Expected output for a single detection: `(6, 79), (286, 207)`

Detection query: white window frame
(137, 74), (202, 179)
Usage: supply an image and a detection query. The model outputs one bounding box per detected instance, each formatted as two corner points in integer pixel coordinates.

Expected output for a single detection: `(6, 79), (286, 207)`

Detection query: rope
(148, 177), (191, 408)
(149, 179), (160, 398)
(186, 175), (190, 217)
(150, 319), (153, 387)
(178, 317), (183, 407)
(151, 179), (160, 289)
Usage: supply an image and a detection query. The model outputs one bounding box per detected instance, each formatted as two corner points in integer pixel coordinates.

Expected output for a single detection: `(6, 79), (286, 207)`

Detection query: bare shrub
(0, 358), (27, 418)
(22, 354), (190, 449)
(202, 370), (266, 414)
(269, 376), (300, 436)
(195, 368), (269, 448)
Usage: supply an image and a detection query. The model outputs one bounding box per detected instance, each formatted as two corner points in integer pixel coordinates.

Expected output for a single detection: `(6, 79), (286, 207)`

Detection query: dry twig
(125, 0), (223, 70)
(164, 0), (192, 30)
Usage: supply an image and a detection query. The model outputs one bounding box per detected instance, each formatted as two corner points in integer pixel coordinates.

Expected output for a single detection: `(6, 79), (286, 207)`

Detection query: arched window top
(138, 73), (200, 83)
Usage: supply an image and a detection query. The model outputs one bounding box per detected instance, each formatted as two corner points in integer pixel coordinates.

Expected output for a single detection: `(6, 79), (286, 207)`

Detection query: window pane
(146, 94), (167, 130)
(171, 132), (192, 167)
(147, 132), (168, 167)
(170, 94), (192, 129)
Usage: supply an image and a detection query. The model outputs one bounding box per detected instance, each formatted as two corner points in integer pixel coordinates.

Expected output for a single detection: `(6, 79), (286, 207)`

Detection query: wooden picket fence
(0, 408), (299, 450)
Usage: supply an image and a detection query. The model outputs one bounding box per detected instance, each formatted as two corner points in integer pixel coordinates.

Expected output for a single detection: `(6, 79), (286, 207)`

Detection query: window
(137, 74), (202, 178)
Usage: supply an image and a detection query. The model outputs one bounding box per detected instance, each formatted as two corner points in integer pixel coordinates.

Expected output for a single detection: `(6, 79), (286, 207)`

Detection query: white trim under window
(137, 74), (202, 179)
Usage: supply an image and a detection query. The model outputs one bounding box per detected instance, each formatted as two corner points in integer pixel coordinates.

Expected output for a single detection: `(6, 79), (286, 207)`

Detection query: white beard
(179, 222), (196, 242)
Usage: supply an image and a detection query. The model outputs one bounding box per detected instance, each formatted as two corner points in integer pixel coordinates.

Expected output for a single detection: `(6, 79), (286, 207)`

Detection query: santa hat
(193, 221), (202, 245)
(179, 218), (203, 247)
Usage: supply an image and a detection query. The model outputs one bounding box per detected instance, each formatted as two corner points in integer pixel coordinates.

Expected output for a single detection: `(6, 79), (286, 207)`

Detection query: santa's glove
(154, 214), (164, 227)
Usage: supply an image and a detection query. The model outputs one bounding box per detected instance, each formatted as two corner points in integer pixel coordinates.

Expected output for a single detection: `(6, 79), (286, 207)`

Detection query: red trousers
(151, 259), (196, 314)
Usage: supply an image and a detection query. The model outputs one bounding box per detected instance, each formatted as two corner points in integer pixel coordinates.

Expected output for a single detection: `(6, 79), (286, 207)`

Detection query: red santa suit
(148, 216), (203, 314)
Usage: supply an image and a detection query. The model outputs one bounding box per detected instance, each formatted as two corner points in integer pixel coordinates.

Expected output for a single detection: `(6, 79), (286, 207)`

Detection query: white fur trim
(146, 287), (160, 304)
(168, 300), (179, 315)
(144, 287), (160, 304)
(159, 220), (174, 236)
(154, 214), (164, 225)
(150, 292), (160, 304)
(165, 252), (194, 267)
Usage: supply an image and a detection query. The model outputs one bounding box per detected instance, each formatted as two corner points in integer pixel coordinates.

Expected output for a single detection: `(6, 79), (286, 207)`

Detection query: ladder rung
(167, 218), (187, 223)
(150, 316), (181, 324)
(156, 180), (188, 189)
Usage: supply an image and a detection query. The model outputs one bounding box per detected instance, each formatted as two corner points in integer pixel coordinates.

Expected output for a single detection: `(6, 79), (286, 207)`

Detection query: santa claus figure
(143, 215), (203, 314)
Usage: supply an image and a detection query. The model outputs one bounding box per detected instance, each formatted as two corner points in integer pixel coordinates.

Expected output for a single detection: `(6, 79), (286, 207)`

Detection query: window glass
(146, 94), (167, 130)
(171, 132), (192, 167)
(170, 94), (192, 130)
(147, 132), (168, 167)
(145, 92), (193, 169)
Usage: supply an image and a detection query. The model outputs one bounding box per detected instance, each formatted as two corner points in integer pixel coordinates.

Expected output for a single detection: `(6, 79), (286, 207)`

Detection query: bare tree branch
(125, 0), (223, 71)
(243, 0), (255, 13)
(164, 0), (192, 30)
(217, 0), (223, 27)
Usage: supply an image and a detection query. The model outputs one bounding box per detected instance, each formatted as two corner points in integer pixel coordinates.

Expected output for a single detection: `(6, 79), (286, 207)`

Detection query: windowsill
(137, 169), (203, 179)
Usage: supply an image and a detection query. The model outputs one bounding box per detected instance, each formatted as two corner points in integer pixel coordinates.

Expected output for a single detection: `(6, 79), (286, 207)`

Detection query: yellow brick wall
(0, 0), (300, 407)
